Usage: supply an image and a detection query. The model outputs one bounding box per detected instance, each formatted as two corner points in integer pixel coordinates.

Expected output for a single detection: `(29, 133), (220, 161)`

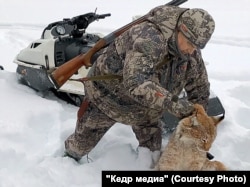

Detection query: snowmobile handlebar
(97, 13), (112, 19)
(49, 0), (188, 89)
(69, 13), (111, 30)
(41, 12), (110, 39)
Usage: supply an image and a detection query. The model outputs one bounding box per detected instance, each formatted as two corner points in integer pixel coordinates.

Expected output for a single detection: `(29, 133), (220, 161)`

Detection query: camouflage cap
(178, 8), (215, 49)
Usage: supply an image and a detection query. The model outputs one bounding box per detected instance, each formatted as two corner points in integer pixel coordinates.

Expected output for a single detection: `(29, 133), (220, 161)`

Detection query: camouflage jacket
(84, 5), (210, 125)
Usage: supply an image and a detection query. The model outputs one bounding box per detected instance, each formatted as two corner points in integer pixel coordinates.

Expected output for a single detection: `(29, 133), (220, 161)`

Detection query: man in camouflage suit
(64, 5), (215, 163)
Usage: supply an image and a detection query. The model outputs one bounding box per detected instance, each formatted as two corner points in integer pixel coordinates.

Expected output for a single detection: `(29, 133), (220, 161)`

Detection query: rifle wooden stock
(50, 39), (106, 89)
(49, 0), (188, 89)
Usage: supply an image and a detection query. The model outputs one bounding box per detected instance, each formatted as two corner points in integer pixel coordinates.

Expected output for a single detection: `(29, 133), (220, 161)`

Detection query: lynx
(155, 104), (227, 170)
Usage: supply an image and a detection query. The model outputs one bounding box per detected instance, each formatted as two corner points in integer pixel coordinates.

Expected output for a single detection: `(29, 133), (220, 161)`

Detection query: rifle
(49, 0), (188, 89)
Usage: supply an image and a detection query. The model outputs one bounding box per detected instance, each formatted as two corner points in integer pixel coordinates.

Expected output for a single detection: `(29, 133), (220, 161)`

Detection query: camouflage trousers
(64, 102), (162, 160)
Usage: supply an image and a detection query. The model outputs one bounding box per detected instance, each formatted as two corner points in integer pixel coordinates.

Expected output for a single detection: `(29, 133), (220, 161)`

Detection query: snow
(0, 0), (250, 186)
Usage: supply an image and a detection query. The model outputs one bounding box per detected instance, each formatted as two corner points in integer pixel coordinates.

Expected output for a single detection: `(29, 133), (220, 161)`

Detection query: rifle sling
(68, 74), (122, 83)
(71, 55), (170, 84)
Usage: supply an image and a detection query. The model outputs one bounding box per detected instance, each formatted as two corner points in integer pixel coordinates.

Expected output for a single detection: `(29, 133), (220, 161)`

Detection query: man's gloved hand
(177, 98), (194, 118)
(169, 95), (194, 119)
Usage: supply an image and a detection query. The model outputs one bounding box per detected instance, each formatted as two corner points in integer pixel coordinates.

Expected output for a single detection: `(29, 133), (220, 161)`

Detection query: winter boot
(63, 151), (81, 162)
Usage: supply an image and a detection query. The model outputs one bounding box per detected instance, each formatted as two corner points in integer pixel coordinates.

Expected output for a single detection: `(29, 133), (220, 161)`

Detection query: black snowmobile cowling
(13, 12), (111, 106)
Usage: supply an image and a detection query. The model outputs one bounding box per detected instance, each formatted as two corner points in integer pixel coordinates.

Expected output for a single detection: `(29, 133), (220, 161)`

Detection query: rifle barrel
(166, 0), (188, 6)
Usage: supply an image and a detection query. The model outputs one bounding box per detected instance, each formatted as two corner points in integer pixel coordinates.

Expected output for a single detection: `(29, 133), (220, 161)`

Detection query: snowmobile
(13, 11), (111, 106)
(13, 3), (225, 131)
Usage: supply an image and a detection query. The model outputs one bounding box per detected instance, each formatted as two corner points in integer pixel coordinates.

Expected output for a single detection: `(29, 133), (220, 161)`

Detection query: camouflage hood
(146, 5), (188, 41)
(177, 8), (215, 49)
